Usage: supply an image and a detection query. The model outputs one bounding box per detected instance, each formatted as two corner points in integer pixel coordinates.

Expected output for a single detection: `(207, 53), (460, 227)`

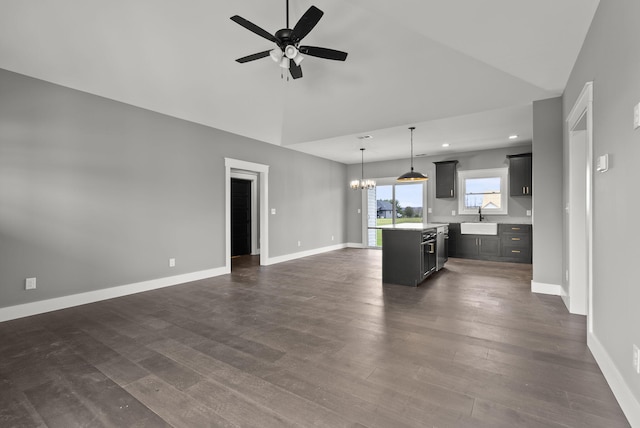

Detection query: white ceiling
(0, 0), (599, 164)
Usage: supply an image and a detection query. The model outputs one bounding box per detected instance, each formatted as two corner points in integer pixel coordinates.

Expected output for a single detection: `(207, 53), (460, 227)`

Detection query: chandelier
(350, 148), (376, 190)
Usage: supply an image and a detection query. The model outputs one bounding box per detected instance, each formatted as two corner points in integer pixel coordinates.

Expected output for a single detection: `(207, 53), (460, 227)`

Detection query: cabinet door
(478, 236), (500, 257)
(508, 155), (532, 196)
(434, 161), (457, 198)
(458, 236), (478, 257)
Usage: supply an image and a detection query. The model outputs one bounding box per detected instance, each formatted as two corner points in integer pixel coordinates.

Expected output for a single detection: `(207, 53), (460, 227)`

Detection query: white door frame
(230, 171), (259, 256)
(565, 82), (593, 329)
(225, 158), (269, 272)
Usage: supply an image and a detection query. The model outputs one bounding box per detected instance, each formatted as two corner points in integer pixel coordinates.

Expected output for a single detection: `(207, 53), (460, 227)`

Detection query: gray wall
(347, 146), (533, 244)
(563, 0), (640, 408)
(532, 97), (563, 287)
(0, 68), (347, 309)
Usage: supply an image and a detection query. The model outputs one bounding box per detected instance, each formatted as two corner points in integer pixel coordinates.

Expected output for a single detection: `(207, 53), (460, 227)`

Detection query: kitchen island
(377, 223), (449, 286)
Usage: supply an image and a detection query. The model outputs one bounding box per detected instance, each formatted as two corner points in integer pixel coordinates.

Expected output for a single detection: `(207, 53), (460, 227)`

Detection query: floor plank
(0, 250), (630, 427)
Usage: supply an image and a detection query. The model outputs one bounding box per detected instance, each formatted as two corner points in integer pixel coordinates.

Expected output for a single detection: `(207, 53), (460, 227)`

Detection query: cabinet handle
(450, 189), (453, 197)
(511, 250), (521, 253)
(511, 237), (521, 241)
(429, 243), (435, 254)
(522, 186), (525, 194)
(512, 227), (521, 231)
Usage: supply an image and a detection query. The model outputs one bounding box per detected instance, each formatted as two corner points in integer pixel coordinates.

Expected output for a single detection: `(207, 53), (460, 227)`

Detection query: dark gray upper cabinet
(507, 153), (532, 196)
(433, 160), (458, 198)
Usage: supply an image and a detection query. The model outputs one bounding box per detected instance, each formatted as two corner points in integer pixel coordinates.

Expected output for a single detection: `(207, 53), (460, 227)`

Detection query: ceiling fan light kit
(397, 127), (428, 182)
(231, 0), (348, 80)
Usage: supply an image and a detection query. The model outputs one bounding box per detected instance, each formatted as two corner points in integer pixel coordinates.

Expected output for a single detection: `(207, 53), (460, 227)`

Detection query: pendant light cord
(361, 148), (365, 180)
(409, 126), (415, 171)
(286, 0), (289, 28)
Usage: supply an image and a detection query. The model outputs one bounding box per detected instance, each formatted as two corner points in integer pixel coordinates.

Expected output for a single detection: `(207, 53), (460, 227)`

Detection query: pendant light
(397, 126), (428, 182)
(350, 148), (376, 190)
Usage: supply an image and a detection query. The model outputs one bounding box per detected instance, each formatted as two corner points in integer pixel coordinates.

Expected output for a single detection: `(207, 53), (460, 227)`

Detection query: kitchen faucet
(478, 207), (484, 222)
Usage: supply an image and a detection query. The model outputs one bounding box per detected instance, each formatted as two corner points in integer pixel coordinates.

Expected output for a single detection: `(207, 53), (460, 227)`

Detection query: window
(458, 168), (509, 215)
(365, 179), (426, 247)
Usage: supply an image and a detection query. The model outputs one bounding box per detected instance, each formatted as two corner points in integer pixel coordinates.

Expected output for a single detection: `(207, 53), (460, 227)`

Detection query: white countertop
(374, 223), (448, 231)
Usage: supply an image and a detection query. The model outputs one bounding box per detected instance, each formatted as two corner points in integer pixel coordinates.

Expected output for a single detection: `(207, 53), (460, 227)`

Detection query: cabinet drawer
(499, 224), (531, 235)
(501, 234), (530, 246)
(501, 245), (531, 262)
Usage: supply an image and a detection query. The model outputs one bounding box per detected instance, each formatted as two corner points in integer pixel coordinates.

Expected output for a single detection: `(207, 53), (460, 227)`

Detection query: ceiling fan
(230, 0), (348, 79)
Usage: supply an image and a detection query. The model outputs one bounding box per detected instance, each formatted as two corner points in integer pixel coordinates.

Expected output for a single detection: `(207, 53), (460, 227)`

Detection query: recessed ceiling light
(442, 143), (450, 147)
(358, 135), (373, 140)
(508, 134), (519, 140)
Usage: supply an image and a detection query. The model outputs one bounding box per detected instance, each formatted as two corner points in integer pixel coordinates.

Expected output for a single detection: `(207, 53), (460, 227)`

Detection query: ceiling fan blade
(289, 63), (303, 79)
(299, 46), (348, 61)
(236, 50), (272, 63)
(230, 15), (279, 44)
(291, 6), (323, 43)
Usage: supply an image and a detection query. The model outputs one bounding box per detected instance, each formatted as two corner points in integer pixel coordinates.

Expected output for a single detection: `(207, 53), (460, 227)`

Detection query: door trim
(230, 172), (258, 256)
(225, 158), (269, 272)
(566, 81), (593, 329)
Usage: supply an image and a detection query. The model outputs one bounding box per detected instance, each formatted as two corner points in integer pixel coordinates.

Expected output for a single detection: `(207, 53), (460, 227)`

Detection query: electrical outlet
(526, 210), (532, 216)
(452, 210), (456, 216)
(271, 208), (276, 215)
(169, 258), (176, 268)
(633, 344), (640, 374)
(25, 277), (36, 290)
(297, 241), (301, 247)
(331, 235), (334, 241)
(634, 103), (640, 130)
(357, 208), (361, 214)
(427, 208), (433, 214)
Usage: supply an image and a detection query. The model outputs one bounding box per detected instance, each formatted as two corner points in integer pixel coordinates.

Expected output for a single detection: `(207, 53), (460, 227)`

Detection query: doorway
(231, 178), (252, 257)
(362, 178), (426, 248)
(225, 158), (269, 272)
(565, 82), (593, 327)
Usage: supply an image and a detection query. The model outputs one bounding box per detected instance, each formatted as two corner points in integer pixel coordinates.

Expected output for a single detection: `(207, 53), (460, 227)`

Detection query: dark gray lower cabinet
(382, 229), (433, 287)
(499, 224), (532, 263)
(448, 223), (531, 264)
(458, 235), (500, 260)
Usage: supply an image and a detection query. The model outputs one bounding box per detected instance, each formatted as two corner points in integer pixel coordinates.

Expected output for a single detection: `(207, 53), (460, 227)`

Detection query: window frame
(362, 177), (427, 247)
(457, 168), (509, 215)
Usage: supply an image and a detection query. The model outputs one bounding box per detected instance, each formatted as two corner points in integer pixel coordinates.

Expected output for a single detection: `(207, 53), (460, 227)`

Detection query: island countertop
(373, 223), (448, 231)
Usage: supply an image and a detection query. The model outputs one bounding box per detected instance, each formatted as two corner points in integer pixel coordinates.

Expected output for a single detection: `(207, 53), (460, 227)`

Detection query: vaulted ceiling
(0, 0), (600, 164)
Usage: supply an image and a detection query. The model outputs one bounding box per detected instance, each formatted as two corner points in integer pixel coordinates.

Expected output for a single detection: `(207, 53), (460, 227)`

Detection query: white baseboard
(531, 280), (562, 295)
(0, 267), (227, 323)
(265, 243), (348, 265)
(588, 333), (640, 427)
(347, 242), (367, 249)
(561, 294), (571, 313)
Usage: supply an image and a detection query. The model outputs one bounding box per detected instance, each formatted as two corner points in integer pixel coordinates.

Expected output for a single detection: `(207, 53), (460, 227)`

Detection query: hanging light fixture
(397, 126), (428, 182)
(350, 148), (376, 190)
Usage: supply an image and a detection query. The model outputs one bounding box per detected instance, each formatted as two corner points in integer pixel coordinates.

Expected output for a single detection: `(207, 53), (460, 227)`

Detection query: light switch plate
(596, 154), (609, 172)
(634, 103), (640, 130)
(526, 210), (532, 216)
(25, 277), (36, 290)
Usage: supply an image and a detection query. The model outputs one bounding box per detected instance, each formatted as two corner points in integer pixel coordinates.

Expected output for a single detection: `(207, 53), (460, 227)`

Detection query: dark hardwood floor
(0, 249), (630, 427)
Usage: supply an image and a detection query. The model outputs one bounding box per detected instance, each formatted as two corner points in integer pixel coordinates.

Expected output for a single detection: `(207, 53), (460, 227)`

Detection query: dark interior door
(231, 178), (251, 257)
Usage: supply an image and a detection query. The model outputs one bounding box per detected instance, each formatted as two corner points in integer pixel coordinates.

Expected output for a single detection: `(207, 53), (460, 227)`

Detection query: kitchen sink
(460, 222), (498, 235)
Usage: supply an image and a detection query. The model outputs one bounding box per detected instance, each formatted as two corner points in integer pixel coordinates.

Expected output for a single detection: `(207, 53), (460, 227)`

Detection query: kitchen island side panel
(382, 229), (422, 287)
